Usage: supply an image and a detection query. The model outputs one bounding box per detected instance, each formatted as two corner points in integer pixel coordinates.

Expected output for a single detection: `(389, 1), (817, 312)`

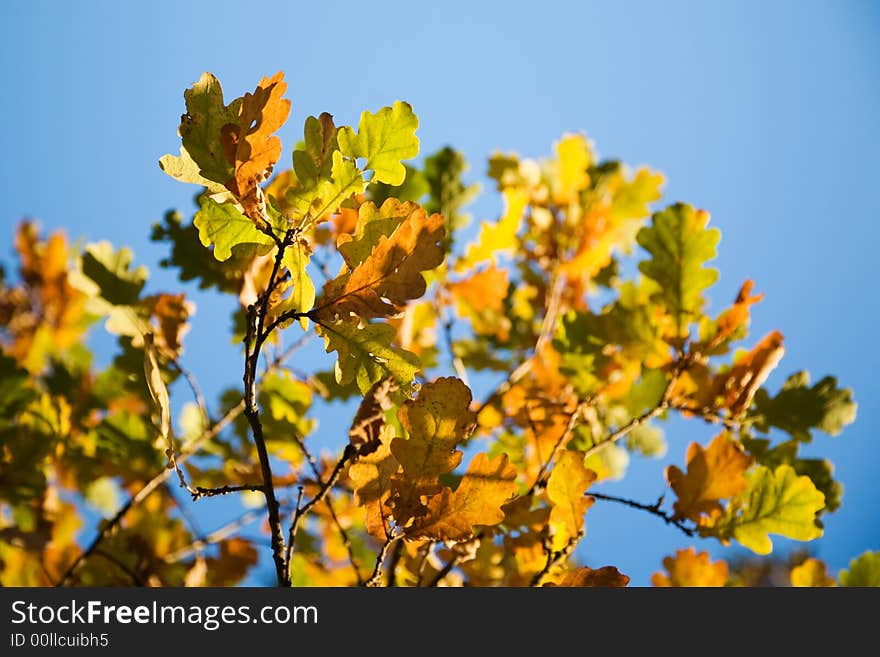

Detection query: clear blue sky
(2, 0), (878, 585)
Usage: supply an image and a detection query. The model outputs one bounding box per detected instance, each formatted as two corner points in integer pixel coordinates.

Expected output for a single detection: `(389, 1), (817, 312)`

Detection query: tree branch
(589, 492), (695, 537)
(365, 534), (399, 587)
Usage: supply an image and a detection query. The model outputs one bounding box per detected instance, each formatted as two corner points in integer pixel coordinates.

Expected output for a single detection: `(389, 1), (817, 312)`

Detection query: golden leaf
(666, 432), (753, 522)
(651, 547), (728, 587)
(315, 206), (444, 322)
(545, 566), (630, 587)
(790, 558), (836, 587)
(546, 450), (596, 550)
(407, 453), (518, 541)
(389, 377), (474, 525)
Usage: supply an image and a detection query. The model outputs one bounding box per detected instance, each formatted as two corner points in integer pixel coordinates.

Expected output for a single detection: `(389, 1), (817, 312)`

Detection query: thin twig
(589, 492), (695, 537)
(57, 341), (305, 586)
(191, 483), (265, 499)
(530, 532), (582, 586)
(365, 534), (398, 587)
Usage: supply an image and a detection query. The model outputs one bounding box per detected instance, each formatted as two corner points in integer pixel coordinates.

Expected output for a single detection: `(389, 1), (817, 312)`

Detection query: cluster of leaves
(0, 71), (872, 587)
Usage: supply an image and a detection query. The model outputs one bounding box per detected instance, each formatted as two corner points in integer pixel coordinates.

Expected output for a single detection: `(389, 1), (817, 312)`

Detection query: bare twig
(365, 534), (399, 587)
(589, 492), (695, 537)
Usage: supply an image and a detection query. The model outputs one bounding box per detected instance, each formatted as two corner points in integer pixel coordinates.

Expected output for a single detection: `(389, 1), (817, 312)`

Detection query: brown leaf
(221, 72), (291, 218)
(315, 206), (445, 322)
(146, 293), (195, 355)
(407, 453), (518, 541)
(390, 377), (474, 525)
(545, 566), (630, 587)
(666, 432), (753, 522)
(349, 377), (397, 456)
(651, 547), (728, 587)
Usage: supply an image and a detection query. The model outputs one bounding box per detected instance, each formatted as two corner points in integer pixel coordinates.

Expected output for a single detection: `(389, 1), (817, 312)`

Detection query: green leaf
(423, 146), (479, 248)
(288, 150), (366, 226)
(337, 101), (419, 185)
(750, 371), (857, 442)
(292, 113), (339, 187)
(281, 238), (316, 322)
(712, 464), (825, 555)
(193, 196), (275, 262)
(337, 199), (417, 268)
(742, 436), (843, 512)
(368, 164), (429, 206)
(175, 72), (242, 185)
(636, 203), (720, 336)
(839, 551), (880, 587)
(315, 317), (420, 394)
(151, 210), (251, 293)
(0, 351), (37, 426)
(76, 242), (148, 306)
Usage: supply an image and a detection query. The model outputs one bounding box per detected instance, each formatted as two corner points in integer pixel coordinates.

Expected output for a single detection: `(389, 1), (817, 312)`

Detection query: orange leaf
(349, 423), (399, 540)
(651, 547), (728, 586)
(545, 566), (630, 587)
(790, 558), (836, 587)
(719, 330), (785, 415)
(666, 433), (753, 522)
(713, 279), (764, 345)
(315, 206), (445, 322)
(407, 453), (518, 540)
(221, 72), (291, 218)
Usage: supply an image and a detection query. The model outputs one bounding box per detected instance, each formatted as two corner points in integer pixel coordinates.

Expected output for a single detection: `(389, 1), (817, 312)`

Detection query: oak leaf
(790, 558), (836, 587)
(839, 551), (880, 587)
(407, 453), (518, 540)
(651, 547), (728, 587)
(390, 377), (475, 525)
(337, 101), (419, 186)
(666, 432), (753, 522)
(546, 450), (596, 550)
(315, 206), (444, 322)
(709, 464), (825, 554)
(220, 72), (291, 218)
(545, 566), (630, 587)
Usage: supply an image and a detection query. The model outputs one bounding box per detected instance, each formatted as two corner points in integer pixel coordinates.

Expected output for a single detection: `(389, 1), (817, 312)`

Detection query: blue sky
(2, 0), (878, 585)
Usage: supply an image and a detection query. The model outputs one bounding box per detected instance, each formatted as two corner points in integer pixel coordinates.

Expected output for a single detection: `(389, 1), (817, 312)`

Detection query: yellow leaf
(407, 453), (518, 540)
(143, 333), (171, 445)
(457, 187), (527, 270)
(651, 547), (728, 587)
(666, 432), (753, 522)
(551, 133), (592, 205)
(790, 558), (836, 587)
(546, 450), (596, 550)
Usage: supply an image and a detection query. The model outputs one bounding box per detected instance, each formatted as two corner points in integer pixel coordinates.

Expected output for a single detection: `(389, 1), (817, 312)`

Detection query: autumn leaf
(709, 464), (825, 555)
(288, 150), (366, 227)
(143, 333), (171, 453)
(349, 418), (399, 540)
(651, 547), (728, 587)
(550, 133), (592, 205)
(666, 432), (753, 522)
(314, 205), (444, 321)
(447, 265), (511, 340)
(220, 71), (291, 218)
(717, 330), (785, 416)
(545, 566), (630, 587)
(458, 188), (527, 270)
(790, 558), (836, 587)
(172, 72), (242, 186)
(546, 450), (596, 550)
(349, 378), (397, 456)
(337, 101), (420, 186)
(390, 377), (475, 525)
(145, 293), (194, 355)
(407, 453), (518, 540)
(702, 279), (764, 350)
(337, 199), (422, 268)
(637, 203), (720, 337)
